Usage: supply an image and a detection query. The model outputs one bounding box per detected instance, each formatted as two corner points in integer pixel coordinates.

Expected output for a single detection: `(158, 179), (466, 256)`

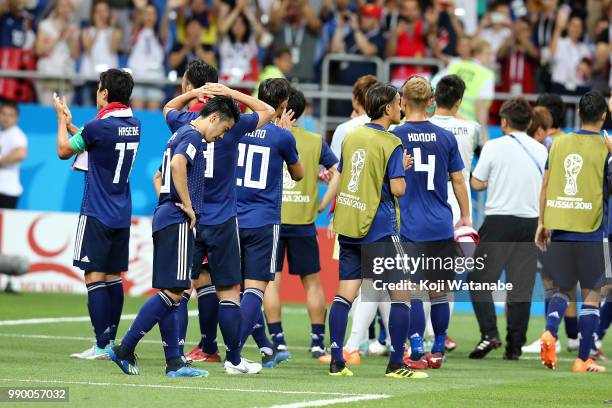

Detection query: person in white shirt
(468, 98), (548, 361)
(326, 74), (392, 362)
(0, 102), (27, 209)
(329, 74), (378, 158)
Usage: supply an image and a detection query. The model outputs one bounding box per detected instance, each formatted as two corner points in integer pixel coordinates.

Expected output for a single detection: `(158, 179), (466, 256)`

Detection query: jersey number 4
(236, 143), (270, 190)
(413, 147), (436, 191)
(113, 142), (139, 184)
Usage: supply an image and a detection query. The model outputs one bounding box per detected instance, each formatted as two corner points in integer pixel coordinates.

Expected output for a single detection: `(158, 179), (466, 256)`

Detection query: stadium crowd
(0, 0), (610, 112)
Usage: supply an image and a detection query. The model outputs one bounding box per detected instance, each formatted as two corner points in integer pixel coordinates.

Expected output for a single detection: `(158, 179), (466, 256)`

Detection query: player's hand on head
(403, 149), (414, 170)
(534, 224), (550, 252)
(277, 109), (295, 129)
(202, 83), (232, 97)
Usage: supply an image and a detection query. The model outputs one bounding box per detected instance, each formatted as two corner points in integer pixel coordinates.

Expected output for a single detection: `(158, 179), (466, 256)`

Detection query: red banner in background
(0, 209), (339, 302)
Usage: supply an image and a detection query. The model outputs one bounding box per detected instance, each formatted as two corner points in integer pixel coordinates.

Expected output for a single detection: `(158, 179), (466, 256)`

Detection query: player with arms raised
(54, 69), (139, 361)
(392, 76), (471, 370)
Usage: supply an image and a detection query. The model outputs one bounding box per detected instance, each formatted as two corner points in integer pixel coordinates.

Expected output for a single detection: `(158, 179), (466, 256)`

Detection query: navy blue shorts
(73, 215), (129, 273)
(542, 241), (608, 290)
(240, 224), (279, 282)
(276, 235), (321, 275)
(152, 221), (193, 290)
(191, 217), (242, 286)
(339, 235), (405, 281)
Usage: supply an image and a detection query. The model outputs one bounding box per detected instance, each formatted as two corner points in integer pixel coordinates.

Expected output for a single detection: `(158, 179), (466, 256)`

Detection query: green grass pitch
(0, 293), (609, 407)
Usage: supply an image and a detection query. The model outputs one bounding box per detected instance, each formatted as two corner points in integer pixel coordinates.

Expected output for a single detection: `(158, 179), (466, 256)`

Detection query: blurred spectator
(496, 18), (539, 97)
(593, 5), (611, 93)
(447, 38), (495, 142)
(106, 0), (131, 53)
(34, 0), (79, 105)
(427, 0), (464, 63)
(530, 0), (560, 91)
(477, 1), (511, 66)
(218, 0), (264, 82)
(0, 0), (36, 102)
(315, 0), (352, 72)
(269, 0), (321, 83)
(527, 105), (553, 147)
(252, 45), (293, 99)
(386, 0), (429, 87)
(128, 1), (170, 110)
(174, 0), (218, 60)
(330, 4), (385, 86)
(0, 102), (27, 209)
(550, 11), (593, 95)
(169, 17), (215, 77)
(79, 0), (121, 105)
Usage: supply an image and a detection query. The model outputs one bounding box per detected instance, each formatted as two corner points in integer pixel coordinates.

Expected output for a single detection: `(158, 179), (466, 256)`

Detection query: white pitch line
(0, 378), (383, 399)
(263, 394), (390, 408)
(0, 308), (305, 326)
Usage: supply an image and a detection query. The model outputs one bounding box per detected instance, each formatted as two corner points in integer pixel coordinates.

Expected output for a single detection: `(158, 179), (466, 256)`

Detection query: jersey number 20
(236, 143), (270, 189)
(413, 147), (436, 191)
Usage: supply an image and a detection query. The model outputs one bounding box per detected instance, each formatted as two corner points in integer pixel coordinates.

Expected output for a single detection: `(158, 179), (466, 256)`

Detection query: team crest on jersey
(348, 149), (366, 193)
(563, 153), (583, 196)
(282, 163), (296, 189)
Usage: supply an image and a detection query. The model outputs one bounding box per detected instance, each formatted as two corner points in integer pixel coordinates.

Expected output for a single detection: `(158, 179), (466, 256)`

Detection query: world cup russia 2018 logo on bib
(563, 153), (583, 196)
(282, 162), (296, 190)
(348, 149), (366, 193)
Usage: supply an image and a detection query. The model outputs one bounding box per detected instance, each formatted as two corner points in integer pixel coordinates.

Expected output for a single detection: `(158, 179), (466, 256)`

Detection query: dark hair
(536, 93), (565, 129)
(228, 13), (252, 44)
(99, 68), (133, 105)
(353, 75), (378, 111)
(499, 97), (532, 131)
(578, 91), (607, 124)
(258, 78), (291, 110)
(91, 0), (111, 27)
(287, 87), (306, 120)
(434, 75), (466, 109)
(365, 84), (398, 120)
(200, 95), (241, 124)
(185, 60), (218, 88)
(273, 45), (292, 60)
(0, 101), (19, 114)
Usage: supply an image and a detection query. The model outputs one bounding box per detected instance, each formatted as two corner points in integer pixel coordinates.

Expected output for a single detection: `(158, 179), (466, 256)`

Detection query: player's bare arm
(53, 93), (79, 160)
(534, 170), (550, 251)
(450, 170), (471, 227)
(201, 82), (275, 128)
(163, 88), (202, 119)
(470, 176), (487, 191)
(318, 164), (339, 212)
(170, 154), (196, 228)
(153, 170), (162, 198)
(390, 176), (406, 197)
(287, 160), (304, 181)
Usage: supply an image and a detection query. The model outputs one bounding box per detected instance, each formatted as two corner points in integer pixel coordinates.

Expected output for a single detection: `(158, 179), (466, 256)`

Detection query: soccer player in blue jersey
(53, 69), (139, 361)
(235, 78), (304, 368)
(262, 87), (339, 359)
(392, 76), (471, 370)
(108, 96), (241, 377)
(162, 75), (276, 373)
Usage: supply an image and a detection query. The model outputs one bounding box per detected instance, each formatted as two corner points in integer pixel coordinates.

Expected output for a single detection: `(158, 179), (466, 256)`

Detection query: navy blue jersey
(80, 115), (141, 228)
(166, 108), (260, 225)
(339, 124), (405, 244)
(153, 124), (203, 233)
(392, 121), (464, 242)
(236, 122), (299, 228)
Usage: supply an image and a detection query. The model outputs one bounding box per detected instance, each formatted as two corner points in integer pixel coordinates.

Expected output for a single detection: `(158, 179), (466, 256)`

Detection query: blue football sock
(545, 292), (569, 338)
(377, 311), (387, 345)
(544, 288), (553, 317)
(86, 281), (110, 349)
(431, 295), (450, 354)
(196, 285), (219, 354)
(388, 302), (410, 366)
(408, 298), (425, 359)
(311, 324), (326, 349)
(239, 288), (265, 346)
(564, 316), (578, 340)
(578, 305), (599, 361)
(329, 296), (351, 363)
(368, 320), (376, 340)
(106, 279), (124, 342)
(252, 310), (275, 355)
(121, 292), (175, 355)
(596, 295), (612, 340)
(177, 292), (190, 355)
(159, 300), (181, 362)
(218, 300), (242, 365)
(267, 321), (287, 348)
